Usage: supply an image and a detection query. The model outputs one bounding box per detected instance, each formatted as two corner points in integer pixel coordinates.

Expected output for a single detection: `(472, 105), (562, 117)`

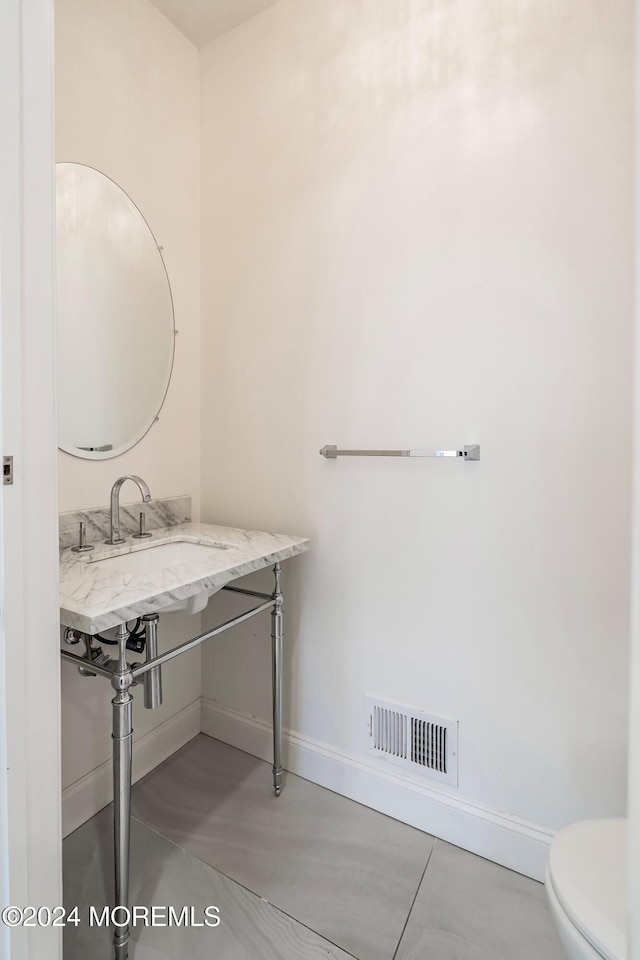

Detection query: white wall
(199, 0), (633, 869)
(56, 0), (202, 820)
(56, 0), (201, 514)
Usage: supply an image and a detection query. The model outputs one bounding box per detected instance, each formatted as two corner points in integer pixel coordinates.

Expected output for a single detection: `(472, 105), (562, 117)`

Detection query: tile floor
(63, 734), (567, 960)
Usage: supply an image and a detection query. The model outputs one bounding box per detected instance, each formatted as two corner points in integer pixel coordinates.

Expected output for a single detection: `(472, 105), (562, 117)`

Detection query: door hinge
(3, 456), (13, 485)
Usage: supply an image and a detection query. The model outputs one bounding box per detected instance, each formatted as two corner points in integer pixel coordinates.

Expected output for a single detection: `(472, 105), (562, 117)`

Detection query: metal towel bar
(319, 444), (480, 460)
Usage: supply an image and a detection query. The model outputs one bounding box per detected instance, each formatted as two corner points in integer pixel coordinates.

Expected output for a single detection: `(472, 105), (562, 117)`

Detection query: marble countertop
(59, 521), (310, 634)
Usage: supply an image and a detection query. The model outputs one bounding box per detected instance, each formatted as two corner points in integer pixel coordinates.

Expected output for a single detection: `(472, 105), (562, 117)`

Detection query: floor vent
(365, 696), (458, 787)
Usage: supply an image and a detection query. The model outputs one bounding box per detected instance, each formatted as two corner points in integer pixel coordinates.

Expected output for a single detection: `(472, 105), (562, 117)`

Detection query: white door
(0, 2), (62, 959)
(0, 449), (10, 960)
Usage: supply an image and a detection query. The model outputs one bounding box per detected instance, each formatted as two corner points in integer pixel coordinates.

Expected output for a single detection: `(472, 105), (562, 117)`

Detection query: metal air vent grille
(366, 696), (458, 787)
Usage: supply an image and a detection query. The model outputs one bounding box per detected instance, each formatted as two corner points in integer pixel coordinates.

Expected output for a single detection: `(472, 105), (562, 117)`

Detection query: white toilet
(545, 818), (627, 960)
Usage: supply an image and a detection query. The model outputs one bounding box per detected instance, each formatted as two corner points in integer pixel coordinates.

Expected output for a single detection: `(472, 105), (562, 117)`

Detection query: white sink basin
(91, 539), (229, 575)
(89, 540), (230, 613)
(59, 520), (310, 633)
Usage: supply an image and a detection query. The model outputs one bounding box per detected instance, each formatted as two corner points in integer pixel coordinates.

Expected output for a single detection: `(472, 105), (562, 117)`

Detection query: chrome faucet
(105, 475), (152, 545)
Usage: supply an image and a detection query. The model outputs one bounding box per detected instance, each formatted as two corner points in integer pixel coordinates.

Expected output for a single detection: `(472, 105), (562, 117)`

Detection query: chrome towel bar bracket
(319, 444), (480, 460)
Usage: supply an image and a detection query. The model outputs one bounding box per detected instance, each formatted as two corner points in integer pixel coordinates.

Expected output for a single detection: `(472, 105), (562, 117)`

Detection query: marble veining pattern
(131, 736), (434, 960)
(63, 807), (354, 960)
(63, 737), (568, 960)
(59, 520), (309, 633)
(67, 734), (566, 960)
(59, 495), (192, 549)
(394, 839), (567, 960)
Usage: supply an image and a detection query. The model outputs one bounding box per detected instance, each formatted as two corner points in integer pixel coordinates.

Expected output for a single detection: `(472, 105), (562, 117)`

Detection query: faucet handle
(132, 511), (152, 539)
(71, 521), (94, 553)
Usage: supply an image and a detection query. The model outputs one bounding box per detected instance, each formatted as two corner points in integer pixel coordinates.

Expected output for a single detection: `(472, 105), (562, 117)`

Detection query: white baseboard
(62, 700), (201, 838)
(62, 696), (555, 880)
(200, 698), (554, 882)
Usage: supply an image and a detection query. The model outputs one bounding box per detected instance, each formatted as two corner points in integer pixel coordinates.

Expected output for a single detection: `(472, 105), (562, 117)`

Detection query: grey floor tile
(63, 806), (355, 960)
(131, 735), (434, 960)
(394, 840), (567, 960)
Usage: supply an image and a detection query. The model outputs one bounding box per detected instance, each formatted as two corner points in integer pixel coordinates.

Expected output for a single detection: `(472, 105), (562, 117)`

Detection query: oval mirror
(56, 163), (175, 459)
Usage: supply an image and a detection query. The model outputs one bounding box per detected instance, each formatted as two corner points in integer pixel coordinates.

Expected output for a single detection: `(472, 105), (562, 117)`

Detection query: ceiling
(149, 0), (282, 48)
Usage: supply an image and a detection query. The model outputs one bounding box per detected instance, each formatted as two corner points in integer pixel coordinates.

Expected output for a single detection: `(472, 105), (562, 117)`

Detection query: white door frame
(630, 7), (640, 957)
(0, 1), (61, 959)
(0, 4), (638, 960)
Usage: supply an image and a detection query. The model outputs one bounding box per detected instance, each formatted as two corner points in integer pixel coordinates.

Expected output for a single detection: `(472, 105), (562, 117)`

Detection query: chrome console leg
(271, 563), (284, 797)
(111, 624), (134, 960)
